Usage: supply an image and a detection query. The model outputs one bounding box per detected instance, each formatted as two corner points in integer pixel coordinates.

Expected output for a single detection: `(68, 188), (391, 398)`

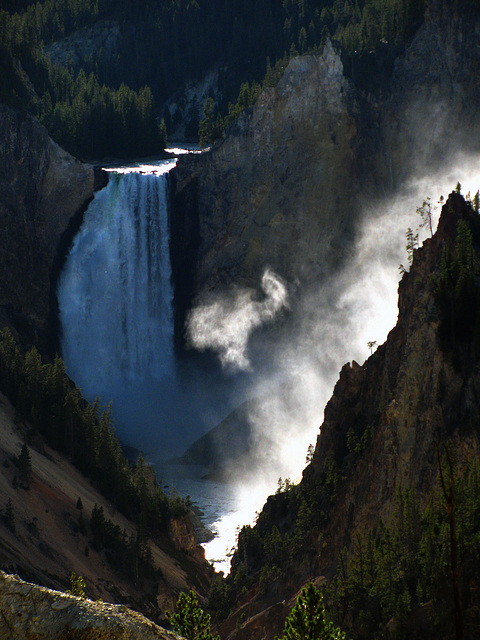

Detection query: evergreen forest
(0, 0), (429, 158)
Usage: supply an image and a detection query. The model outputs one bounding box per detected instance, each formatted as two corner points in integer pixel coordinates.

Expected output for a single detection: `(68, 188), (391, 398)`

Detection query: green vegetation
(167, 590), (220, 640)
(17, 442), (32, 488)
(208, 467), (343, 622)
(276, 582), (345, 640)
(324, 450), (480, 640)
(417, 196), (434, 237)
(0, 327), (188, 552)
(1, 0), (428, 153)
(4, 498), (15, 534)
(90, 503), (156, 584)
(66, 571), (86, 598)
(435, 214), (480, 349)
(399, 227), (419, 274)
(209, 449), (480, 639)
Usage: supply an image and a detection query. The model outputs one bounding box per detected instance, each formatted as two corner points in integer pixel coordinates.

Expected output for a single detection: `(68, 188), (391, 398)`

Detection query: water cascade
(58, 155), (480, 574)
(58, 163), (179, 451)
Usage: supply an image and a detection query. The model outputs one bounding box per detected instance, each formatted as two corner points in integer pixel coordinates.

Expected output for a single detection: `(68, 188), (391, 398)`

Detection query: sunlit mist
(201, 154), (480, 572)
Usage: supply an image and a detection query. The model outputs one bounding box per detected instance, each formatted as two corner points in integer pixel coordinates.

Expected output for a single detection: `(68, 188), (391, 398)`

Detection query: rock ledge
(0, 571), (179, 640)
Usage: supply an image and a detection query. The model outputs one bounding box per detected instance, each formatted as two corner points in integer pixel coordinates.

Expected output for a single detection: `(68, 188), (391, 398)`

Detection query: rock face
(0, 571), (179, 640)
(171, 40), (362, 300)
(0, 103), (100, 352)
(170, 0), (480, 342)
(306, 191), (480, 542)
(219, 191), (480, 640)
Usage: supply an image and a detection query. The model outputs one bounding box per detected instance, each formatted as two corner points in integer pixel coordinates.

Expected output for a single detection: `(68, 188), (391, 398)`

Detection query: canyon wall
(170, 0), (480, 343)
(218, 190), (480, 640)
(0, 103), (102, 352)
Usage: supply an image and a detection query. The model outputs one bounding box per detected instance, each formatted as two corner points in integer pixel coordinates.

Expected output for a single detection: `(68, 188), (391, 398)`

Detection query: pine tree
(66, 571), (86, 598)
(18, 442), (32, 488)
(90, 504), (105, 551)
(167, 590), (220, 640)
(4, 498), (15, 534)
(276, 583), (345, 640)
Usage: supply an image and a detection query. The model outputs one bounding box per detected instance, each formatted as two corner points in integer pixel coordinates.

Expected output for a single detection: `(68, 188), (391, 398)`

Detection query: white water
(58, 161), (178, 448)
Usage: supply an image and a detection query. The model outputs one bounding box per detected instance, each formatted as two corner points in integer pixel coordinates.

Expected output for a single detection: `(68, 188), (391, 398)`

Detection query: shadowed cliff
(170, 1), (480, 349)
(210, 191), (480, 640)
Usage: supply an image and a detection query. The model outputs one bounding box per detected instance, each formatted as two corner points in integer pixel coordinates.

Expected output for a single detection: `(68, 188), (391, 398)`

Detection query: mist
(194, 154), (480, 571)
(187, 268), (288, 371)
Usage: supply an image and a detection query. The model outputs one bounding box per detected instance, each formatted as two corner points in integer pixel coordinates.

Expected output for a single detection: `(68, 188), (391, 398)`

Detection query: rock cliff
(171, 40), (362, 301)
(0, 103), (103, 353)
(170, 0), (480, 344)
(215, 191), (480, 640)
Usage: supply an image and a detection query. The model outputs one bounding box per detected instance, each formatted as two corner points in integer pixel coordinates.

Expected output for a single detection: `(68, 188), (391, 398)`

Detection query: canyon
(1, 0), (480, 638)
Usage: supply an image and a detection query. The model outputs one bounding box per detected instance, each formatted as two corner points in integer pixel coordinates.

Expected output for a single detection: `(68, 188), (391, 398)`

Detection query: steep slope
(0, 390), (212, 622)
(212, 191), (480, 640)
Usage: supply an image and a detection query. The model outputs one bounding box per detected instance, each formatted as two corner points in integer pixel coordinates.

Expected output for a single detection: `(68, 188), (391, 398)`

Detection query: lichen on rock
(0, 571), (180, 640)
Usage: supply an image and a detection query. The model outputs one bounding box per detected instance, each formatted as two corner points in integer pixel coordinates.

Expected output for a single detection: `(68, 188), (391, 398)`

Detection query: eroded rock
(0, 571), (180, 640)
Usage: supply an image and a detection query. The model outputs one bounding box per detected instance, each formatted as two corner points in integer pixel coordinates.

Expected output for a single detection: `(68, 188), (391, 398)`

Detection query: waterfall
(58, 167), (176, 450)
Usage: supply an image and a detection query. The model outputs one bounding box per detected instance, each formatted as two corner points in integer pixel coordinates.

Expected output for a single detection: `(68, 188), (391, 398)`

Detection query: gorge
(2, 0), (480, 638)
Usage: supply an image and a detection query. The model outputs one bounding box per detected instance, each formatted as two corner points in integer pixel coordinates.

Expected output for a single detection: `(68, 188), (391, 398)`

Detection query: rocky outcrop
(171, 40), (362, 303)
(0, 571), (179, 640)
(0, 103), (101, 352)
(46, 19), (121, 79)
(305, 191), (480, 534)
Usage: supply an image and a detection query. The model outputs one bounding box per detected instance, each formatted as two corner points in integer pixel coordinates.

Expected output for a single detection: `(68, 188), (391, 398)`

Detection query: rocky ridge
(218, 191), (480, 640)
(0, 571), (180, 640)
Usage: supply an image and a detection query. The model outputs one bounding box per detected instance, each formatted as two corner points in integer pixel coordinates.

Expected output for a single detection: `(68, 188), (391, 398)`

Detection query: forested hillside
(1, 0), (428, 158)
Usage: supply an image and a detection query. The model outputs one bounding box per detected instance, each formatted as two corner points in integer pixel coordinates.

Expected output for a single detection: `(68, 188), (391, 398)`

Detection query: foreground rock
(0, 571), (179, 640)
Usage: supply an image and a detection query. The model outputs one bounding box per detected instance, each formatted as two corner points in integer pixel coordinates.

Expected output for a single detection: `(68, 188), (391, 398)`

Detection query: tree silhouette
(4, 498), (15, 534)
(18, 443), (32, 488)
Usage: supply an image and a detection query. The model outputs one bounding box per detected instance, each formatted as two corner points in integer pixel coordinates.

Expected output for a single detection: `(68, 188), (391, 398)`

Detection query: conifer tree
(4, 498), (15, 534)
(167, 590), (220, 640)
(18, 442), (32, 488)
(276, 582), (345, 640)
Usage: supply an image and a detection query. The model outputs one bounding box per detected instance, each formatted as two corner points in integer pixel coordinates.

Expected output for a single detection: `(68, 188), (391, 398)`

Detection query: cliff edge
(214, 191), (480, 640)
